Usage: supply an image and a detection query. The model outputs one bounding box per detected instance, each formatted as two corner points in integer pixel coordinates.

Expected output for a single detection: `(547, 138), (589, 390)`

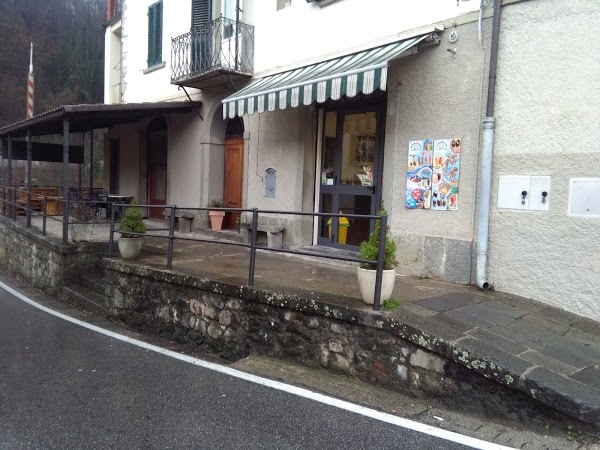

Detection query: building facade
(103, 0), (600, 321)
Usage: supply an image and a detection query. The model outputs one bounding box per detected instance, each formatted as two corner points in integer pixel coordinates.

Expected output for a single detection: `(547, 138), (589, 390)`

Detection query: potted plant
(69, 202), (95, 243)
(357, 206), (398, 305)
(118, 205), (147, 259)
(207, 199), (226, 231)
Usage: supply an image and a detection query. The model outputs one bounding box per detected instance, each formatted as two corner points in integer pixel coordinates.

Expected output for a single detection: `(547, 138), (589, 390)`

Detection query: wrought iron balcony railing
(171, 17), (254, 84)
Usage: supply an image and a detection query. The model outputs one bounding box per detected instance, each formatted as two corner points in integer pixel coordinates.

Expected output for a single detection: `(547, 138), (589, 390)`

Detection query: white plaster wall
(104, 20), (122, 103)
(167, 113), (205, 207)
(118, 123), (141, 198)
(383, 19), (488, 282)
(247, 0), (478, 74)
(245, 106), (312, 211)
(121, 0), (194, 103)
(488, 0), (600, 321)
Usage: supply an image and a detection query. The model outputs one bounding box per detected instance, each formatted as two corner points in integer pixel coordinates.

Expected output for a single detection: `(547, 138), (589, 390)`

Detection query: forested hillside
(0, 0), (105, 127)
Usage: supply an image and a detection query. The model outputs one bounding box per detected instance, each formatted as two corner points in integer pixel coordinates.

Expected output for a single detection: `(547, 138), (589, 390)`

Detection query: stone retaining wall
(105, 260), (567, 425)
(0, 217), (106, 295)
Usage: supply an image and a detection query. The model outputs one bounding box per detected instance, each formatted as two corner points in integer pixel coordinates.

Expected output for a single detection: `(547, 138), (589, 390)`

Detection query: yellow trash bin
(327, 212), (350, 244)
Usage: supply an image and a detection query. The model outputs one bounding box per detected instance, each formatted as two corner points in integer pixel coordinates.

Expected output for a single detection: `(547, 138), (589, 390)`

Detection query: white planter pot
(356, 267), (396, 305)
(70, 223), (94, 243)
(118, 237), (144, 260)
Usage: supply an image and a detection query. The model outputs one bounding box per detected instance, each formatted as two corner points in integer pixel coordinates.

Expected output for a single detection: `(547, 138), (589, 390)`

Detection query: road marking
(0, 280), (514, 450)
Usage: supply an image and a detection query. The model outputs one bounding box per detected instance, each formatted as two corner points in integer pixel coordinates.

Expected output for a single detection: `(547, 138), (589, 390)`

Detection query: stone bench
(163, 210), (195, 233)
(240, 223), (284, 249)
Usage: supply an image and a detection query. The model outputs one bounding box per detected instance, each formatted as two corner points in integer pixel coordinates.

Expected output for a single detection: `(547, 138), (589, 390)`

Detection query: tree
(0, 0), (105, 127)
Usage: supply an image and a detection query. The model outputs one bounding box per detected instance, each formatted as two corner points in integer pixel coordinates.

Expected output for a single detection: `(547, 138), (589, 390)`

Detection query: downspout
(476, 0), (502, 290)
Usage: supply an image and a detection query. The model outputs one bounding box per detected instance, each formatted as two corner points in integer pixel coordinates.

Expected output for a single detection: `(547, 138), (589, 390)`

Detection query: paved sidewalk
(27, 216), (600, 429)
(136, 234), (600, 430)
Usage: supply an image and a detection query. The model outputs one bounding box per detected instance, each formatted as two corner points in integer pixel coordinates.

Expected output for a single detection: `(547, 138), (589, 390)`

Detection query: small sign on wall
(265, 168), (276, 198)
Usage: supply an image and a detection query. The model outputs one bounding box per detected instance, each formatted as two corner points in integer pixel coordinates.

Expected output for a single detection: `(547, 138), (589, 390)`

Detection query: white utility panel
(497, 175), (531, 210)
(529, 176), (551, 211)
(568, 178), (600, 217)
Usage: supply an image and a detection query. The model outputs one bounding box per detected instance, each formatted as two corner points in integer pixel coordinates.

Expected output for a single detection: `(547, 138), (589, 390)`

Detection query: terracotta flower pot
(209, 210), (225, 231)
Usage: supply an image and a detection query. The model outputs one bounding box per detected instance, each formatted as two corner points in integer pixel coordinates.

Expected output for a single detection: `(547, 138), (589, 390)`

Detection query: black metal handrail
(107, 203), (389, 311)
(0, 184), (390, 311)
(171, 16), (255, 83)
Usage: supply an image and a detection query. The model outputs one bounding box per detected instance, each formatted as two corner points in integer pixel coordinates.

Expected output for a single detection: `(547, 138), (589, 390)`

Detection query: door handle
(371, 185), (376, 195)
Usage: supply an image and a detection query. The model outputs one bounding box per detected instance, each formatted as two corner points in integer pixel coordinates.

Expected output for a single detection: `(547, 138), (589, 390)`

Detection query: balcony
(171, 17), (254, 89)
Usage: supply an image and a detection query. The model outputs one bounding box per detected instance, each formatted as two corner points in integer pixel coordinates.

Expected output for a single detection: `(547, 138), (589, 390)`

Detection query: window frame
(147, 0), (163, 68)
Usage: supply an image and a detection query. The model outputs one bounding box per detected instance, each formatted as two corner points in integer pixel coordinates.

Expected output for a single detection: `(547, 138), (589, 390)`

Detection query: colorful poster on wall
(431, 138), (461, 210)
(405, 139), (433, 209)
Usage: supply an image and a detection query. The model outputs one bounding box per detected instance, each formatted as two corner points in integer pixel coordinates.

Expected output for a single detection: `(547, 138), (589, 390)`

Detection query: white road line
(0, 280), (514, 450)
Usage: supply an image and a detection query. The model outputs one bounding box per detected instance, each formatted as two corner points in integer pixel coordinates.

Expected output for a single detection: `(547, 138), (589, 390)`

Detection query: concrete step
(62, 284), (107, 317)
(194, 228), (245, 244)
(80, 272), (105, 296)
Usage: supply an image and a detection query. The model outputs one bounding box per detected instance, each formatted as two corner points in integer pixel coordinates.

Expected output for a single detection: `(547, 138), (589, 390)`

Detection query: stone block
(207, 321), (223, 339)
(267, 231), (283, 250)
(331, 354), (351, 373)
(218, 310), (234, 326)
(204, 305), (218, 320)
(306, 317), (320, 329)
(328, 340), (344, 354)
(189, 299), (204, 316)
(396, 364), (408, 381)
(319, 344), (329, 367)
(442, 238), (472, 285)
(410, 349), (446, 374)
(396, 234), (424, 274)
(423, 236), (444, 279)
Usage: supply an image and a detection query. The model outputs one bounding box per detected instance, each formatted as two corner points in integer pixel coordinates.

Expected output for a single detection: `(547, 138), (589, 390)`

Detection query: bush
(118, 206), (146, 238)
(207, 199), (226, 208)
(69, 202), (94, 223)
(359, 205), (398, 270)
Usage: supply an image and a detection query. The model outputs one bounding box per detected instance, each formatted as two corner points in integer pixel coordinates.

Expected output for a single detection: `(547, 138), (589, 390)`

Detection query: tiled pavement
(30, 218), (600, 428)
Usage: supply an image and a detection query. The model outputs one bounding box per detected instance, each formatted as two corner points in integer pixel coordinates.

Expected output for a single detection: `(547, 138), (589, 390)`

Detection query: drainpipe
(476, 0), (502, 290)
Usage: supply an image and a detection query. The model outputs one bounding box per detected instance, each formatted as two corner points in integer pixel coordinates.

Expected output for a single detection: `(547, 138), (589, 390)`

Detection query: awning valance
(222, 33), (436, 118)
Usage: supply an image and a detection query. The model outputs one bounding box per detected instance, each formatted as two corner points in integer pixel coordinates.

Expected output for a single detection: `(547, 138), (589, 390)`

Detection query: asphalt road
(0, 285), (477, 450)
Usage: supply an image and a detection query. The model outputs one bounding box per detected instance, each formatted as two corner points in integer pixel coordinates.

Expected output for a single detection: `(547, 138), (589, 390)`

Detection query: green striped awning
(222, 33), (432, 119)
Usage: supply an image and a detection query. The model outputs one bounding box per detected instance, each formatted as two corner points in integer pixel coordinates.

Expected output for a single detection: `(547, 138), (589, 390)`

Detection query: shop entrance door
(317, 105), (385, 249)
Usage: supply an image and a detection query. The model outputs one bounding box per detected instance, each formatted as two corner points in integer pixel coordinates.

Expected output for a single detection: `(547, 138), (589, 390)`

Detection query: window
(276, 0), (291, 11)
(147, 1), (163, 67)
(192, 0), (212, 29)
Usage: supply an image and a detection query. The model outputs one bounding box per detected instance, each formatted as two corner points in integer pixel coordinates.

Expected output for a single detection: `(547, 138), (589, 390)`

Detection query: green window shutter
(147, 1), (163, 67)
(192, 0), (212, 29)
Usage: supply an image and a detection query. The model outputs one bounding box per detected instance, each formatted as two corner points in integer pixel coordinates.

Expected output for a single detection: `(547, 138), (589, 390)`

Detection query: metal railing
(0, 185), (390, 311)
(106, 203), (390, 311)
(171, 17), (255, 83)
(0, 185), (109, 240)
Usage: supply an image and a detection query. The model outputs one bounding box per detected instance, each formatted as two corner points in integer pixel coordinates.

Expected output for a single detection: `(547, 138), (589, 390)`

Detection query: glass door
(318, 105), (384, 249)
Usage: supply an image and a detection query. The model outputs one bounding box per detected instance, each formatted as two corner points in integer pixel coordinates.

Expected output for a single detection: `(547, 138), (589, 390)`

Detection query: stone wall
(0, 217), (106, 295)
(105, 260), (567, 424)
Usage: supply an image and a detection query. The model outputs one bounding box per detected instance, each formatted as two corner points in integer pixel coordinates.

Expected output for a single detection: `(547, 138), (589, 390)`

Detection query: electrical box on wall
(568, 178), (600, 217)
(497, 175), (551, 211)
(497, 175), (530, 210)
(529, 176), (551, 211)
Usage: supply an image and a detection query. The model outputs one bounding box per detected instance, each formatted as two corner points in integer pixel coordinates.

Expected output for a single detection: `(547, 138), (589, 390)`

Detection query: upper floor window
(276, 0), (291, 11)
(192, 0), (212, 29)
(147, 0), (163, 67)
